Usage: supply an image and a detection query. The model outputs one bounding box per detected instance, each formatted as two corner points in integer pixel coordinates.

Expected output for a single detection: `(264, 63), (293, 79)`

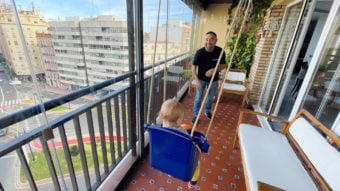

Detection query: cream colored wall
(272, 0), (296, 6)
(195, 4), (230, 49)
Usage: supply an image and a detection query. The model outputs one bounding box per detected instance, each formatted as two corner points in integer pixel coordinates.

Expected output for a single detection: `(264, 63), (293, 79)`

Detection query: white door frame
(272, 0), (317, 116)
(290, 0), (340, 120)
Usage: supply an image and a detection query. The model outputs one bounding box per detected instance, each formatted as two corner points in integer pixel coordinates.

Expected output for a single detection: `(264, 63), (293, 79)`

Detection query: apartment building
(48, 18), (88, 90)
(150, 19), (191, 52)
(36, 32), (61, 88)
(80, 15), (129, 89)
(0, 3), (48, 79)
(144, 41), (181, 65)
(48, 16), (129, 91)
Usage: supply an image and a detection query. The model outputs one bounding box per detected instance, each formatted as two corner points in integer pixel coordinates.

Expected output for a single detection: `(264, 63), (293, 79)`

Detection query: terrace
(0, 53), (252, 190)
(0, 0), (339, 191)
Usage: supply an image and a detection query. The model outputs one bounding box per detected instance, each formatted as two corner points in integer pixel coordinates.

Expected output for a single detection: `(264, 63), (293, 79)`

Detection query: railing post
(135, 0), (145, 158)
(126, 0), (137, 156)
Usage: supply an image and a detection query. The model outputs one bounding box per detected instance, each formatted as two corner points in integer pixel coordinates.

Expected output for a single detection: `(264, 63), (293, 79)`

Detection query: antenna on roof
(31, 1), (35, 11)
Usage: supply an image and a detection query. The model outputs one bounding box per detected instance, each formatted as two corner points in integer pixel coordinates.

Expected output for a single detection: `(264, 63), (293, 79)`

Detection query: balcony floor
(121, 92), (259, 191)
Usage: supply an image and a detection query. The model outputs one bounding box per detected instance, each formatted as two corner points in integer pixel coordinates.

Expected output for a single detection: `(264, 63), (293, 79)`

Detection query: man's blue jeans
(193, 80), (218, 117)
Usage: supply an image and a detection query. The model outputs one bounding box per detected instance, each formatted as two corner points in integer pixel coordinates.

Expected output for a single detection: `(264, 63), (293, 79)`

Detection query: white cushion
(165, 76), (180, 82)
(223, 83), (246, 91)
(168, 65), (183, 73)
(227, 71), (246, 81)
(289, 118), (340, 190)
(239, 124), (318, 191)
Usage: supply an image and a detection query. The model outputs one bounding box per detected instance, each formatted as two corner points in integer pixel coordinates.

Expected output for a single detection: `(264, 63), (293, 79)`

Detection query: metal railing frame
(0, 53), (191, 191)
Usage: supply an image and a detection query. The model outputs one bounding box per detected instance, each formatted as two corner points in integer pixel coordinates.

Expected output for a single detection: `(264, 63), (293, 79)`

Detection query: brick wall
(247, 4), (287, 104)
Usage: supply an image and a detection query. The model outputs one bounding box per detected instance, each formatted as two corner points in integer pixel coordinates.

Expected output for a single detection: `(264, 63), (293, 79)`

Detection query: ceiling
(196, 0), (235, 10)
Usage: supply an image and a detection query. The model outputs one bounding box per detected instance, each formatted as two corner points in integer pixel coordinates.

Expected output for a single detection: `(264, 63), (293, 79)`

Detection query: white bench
(233, 109), (340, 191)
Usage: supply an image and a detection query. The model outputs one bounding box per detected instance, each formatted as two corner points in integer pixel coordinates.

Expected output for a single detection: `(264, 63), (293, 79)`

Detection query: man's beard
(205, 45), (215, 52)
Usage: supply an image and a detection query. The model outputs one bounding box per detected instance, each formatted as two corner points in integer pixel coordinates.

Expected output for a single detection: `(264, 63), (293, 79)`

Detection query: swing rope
(191, 0), (252, 137)
(147, 0), (162, 124)
(205, 0), (253, 136)
(146, 0), (252, 138)
(147, 1), (253, 182)
(163, 0), (169, 102)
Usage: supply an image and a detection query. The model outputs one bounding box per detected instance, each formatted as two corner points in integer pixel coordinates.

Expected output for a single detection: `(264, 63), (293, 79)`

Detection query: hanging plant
(226, 0), (274, 73)
(226, 32), (256, 71)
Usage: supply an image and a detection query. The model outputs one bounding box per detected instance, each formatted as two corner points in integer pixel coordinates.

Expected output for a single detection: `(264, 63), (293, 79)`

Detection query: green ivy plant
(226, 32), (256, 71)
(226, 0), (274, 73)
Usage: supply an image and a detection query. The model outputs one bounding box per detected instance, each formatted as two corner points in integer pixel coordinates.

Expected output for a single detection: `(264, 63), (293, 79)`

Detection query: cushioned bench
(233, 109), (340, 191)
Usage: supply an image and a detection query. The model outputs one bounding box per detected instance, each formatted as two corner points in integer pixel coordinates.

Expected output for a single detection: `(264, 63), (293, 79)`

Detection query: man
(192, 31), (226, 124)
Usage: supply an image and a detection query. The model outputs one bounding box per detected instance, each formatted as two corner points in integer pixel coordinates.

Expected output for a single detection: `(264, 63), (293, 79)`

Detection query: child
(158, 98), (200, 190)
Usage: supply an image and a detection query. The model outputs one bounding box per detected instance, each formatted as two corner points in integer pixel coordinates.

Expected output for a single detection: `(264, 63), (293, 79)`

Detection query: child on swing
(158, 98), (200, 190)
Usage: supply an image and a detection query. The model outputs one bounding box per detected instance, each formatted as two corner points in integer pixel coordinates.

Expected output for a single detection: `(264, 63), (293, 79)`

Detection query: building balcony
(3, 53), (243, 191)
(0, 0), (339, 190)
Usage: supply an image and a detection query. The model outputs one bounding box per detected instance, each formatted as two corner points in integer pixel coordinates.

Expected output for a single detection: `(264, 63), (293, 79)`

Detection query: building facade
(36, 32), (61, 88)
(0, 3), (48, 79)
(48, 16), (129, 90)
(149, 19), (192, 52)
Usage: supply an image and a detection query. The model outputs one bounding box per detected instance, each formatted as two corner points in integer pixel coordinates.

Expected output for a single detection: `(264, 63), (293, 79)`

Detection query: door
(258, 0), (306, 118)
(258, 0), (333, 120)
(296, 1), (340, 129)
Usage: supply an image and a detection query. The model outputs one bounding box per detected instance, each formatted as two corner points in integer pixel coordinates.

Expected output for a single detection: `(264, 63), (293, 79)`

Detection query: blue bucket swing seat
(147, 124), (209, 181)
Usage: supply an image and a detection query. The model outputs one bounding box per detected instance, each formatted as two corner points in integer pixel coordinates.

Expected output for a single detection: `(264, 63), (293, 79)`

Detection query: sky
(12, 0), (193, 31)
(9, 0), (192, 32)
(14, 0), (128, 20)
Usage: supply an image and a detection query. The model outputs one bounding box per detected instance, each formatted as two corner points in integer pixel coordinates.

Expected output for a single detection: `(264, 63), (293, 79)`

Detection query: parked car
(0, 128), (8, 136)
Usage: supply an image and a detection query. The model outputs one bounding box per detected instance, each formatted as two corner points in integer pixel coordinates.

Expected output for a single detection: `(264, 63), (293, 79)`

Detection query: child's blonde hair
(158, 98), (184, 123)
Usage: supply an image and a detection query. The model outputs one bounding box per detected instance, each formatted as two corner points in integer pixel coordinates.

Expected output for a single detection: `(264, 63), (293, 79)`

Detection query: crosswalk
(0, 99), (21, 109)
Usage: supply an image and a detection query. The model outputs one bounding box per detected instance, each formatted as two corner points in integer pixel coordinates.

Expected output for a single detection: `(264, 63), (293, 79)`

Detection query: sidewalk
(44, 86), (95, 100)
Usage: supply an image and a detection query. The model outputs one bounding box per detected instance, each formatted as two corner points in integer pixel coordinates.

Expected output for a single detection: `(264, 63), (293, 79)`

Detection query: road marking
(35, 116), (41, 127)
(0, 99), (21, 108)
(0, 87), (4, 106)
(0, 154), (16, 159)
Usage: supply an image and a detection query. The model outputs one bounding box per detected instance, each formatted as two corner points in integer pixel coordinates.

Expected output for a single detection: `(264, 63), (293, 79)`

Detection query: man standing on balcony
(192, 31), (226, 124)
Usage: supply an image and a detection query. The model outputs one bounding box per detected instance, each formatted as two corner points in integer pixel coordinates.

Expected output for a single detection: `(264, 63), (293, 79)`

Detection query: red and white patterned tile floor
(122, 93), (260, 191)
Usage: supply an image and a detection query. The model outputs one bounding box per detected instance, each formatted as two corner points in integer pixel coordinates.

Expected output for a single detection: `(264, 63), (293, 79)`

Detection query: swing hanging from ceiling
(146, 0), (253, 182)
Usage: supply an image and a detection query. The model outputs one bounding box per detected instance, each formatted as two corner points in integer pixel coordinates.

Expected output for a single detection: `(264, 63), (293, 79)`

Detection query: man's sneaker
(205, 112), (212, 120)
(188, 182), (199, 190)
(191, 116), (199, 124)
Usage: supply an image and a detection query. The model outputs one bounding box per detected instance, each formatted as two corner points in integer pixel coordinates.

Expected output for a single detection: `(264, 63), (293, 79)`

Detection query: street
(0, 69), (95, 190)
(0, 152), (16, 191)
